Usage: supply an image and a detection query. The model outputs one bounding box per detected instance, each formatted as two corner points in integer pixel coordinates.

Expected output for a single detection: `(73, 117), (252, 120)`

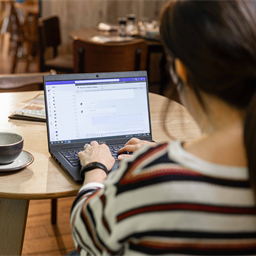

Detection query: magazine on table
(9, 94), (46, 122)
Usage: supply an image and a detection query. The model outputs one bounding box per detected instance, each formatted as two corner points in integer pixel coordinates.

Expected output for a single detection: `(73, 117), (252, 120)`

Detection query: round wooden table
(69, 28), (162, 50)
(0, 91), (201, 255)
(69, 28), (167, 94)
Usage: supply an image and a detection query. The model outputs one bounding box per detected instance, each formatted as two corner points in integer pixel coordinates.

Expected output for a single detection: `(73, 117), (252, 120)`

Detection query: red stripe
(100, 194), (111, 234)
(117, 203), (256, 222)
(122, 168), (202, 185)
(130, 240), (256, 251)
(120, 143), (169, 186)
(129, 143), (168, 170)
(100, 194), (106, 208)
(74, 227), (94, 254)
(81, 190), (103, 252)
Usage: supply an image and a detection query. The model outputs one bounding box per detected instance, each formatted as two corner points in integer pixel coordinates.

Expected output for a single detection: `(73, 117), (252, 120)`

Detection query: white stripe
(74, 206), (102, 254)
(86, 188), (122, 251)
(79, 182), (104, 193)
(111, 181), (255, 215)
(124, 250), (192, 256)
(168, 141), (248, 180)
(70, 193), (93, 228)
(124, 248), (147, 256)
(115, 212), (256, 240)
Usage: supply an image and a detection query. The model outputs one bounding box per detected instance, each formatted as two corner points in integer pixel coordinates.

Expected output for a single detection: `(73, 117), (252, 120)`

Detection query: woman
(70, 1), (256, 255)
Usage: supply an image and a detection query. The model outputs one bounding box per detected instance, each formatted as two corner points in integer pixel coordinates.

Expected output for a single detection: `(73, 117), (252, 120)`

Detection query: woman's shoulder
(106, 142), (182, 185)
(183, 130), (247, 167)
(107, 138), (248, 189)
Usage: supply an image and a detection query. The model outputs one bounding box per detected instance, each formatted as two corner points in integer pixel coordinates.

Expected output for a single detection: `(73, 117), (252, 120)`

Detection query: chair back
(38, 16), (61, 56)
(1, 3), (22, 36)
(73, 39), (148, 73)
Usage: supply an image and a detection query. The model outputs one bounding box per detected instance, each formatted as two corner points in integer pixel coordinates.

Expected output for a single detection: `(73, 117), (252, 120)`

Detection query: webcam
(96, 74), (99, 77)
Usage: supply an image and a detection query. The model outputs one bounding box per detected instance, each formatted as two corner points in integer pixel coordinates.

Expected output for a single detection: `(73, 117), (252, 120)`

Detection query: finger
(90, 141), (99, 147)
(118, 145), (137, 154)
(78, 150), (87, 159)
(101, 143), (109, 149)
(118, 154), (132, 161)
(125, 138), (140, 146)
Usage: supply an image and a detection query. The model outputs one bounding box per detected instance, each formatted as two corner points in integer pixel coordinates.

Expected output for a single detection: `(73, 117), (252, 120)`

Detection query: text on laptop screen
(45, 77), (150, 144)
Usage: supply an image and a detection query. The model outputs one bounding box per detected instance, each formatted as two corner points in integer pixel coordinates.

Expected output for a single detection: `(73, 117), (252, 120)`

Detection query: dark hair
(160, 0), (256, 195)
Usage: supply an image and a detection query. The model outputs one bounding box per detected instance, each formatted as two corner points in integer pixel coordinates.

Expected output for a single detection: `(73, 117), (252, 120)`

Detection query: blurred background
(0, 0), (172, 95)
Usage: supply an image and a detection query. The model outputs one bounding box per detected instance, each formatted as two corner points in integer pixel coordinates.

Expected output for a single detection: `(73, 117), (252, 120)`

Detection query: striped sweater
(70, 140), (256, 255)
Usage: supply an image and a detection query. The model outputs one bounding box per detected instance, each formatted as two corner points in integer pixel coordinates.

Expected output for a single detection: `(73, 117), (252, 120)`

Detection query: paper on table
(97, 22), (118, 32)
(91, 35), (134, 43)
(9, 94), (46, 122)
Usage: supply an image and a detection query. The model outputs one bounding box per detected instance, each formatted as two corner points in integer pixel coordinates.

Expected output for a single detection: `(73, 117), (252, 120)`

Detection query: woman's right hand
(117, 138), (156, 160)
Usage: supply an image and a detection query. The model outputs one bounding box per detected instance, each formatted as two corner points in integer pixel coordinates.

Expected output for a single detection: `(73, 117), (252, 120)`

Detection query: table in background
(69, 28), (167, 94)
(69, 28), (162, 51)
(0, 91), (201, 255)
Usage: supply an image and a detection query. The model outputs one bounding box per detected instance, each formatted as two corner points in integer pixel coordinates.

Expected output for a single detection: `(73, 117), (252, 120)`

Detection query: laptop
(44, 71), (152, 183)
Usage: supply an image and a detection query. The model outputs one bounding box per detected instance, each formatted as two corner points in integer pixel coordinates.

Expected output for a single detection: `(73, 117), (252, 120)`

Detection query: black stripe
(80, 207), (102, 254)
(71, 188), (98, 213)
(73, 228), (95, 256)
(129, 243), (256, 255)
(116, 173), (250, 195)
(87, 203), (116, 254)
(74, 192), (117, 255)
(117, 202), (256, 223)
(114, 145), (158, 185)
(118, 230), (256, 243)
(143, 151), (173, 169)
(101, 195), (111, 234)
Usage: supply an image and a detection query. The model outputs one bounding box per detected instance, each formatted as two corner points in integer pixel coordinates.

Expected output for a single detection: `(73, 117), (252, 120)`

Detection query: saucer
(0, 150), (34, 172)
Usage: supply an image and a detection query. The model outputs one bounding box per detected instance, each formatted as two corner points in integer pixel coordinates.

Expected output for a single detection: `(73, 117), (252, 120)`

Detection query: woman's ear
(175, 59), (188, 83)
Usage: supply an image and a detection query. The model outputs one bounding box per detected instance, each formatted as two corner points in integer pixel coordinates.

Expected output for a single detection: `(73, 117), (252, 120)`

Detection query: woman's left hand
(78, 141), (115, 171)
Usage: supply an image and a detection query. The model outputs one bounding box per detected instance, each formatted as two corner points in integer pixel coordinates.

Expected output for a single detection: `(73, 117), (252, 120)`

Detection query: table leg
(0, 198), (29, 255)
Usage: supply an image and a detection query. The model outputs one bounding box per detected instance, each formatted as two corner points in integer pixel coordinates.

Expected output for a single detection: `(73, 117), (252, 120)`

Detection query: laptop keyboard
(60, 145), (124, 167)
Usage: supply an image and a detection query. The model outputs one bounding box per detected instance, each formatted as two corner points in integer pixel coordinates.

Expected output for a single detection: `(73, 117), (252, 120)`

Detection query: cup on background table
(118, 17), (127, 37)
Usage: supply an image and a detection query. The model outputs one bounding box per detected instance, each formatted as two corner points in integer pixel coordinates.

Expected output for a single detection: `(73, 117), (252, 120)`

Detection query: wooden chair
(73, 39), (148, 73)
(1, 2), (38, 73)
(38, 16), (73, 73)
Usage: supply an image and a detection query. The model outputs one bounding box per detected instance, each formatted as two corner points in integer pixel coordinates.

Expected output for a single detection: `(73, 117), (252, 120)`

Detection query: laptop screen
(45, 75), (151, 145)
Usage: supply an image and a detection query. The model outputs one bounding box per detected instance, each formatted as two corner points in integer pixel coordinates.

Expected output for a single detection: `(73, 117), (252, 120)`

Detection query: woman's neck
(196, 94), (245, 135)
(184, 94), (247, 166)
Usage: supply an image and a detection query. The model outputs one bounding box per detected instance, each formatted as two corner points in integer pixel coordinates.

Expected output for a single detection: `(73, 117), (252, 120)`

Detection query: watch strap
(80, 162), (108, 180)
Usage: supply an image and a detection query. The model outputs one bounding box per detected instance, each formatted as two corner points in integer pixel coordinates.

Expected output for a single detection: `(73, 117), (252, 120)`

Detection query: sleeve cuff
(79, 182), (105, 193)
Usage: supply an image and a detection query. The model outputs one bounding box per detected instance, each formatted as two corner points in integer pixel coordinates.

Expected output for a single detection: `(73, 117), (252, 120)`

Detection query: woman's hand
(117, 138), (156, 160)
(78, 141), (115, 171)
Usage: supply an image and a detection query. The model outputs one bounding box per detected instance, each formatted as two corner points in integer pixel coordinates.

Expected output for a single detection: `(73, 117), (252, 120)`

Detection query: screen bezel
(44, 71), (152, 151)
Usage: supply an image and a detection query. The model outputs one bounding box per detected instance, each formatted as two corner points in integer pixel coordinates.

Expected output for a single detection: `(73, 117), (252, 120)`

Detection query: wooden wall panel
(42, 0), (168, 53)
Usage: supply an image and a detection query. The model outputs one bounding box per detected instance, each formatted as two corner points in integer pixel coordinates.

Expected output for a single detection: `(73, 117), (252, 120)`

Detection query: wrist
(80, 162), (108, 181)
(82, 168), (107, 185)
